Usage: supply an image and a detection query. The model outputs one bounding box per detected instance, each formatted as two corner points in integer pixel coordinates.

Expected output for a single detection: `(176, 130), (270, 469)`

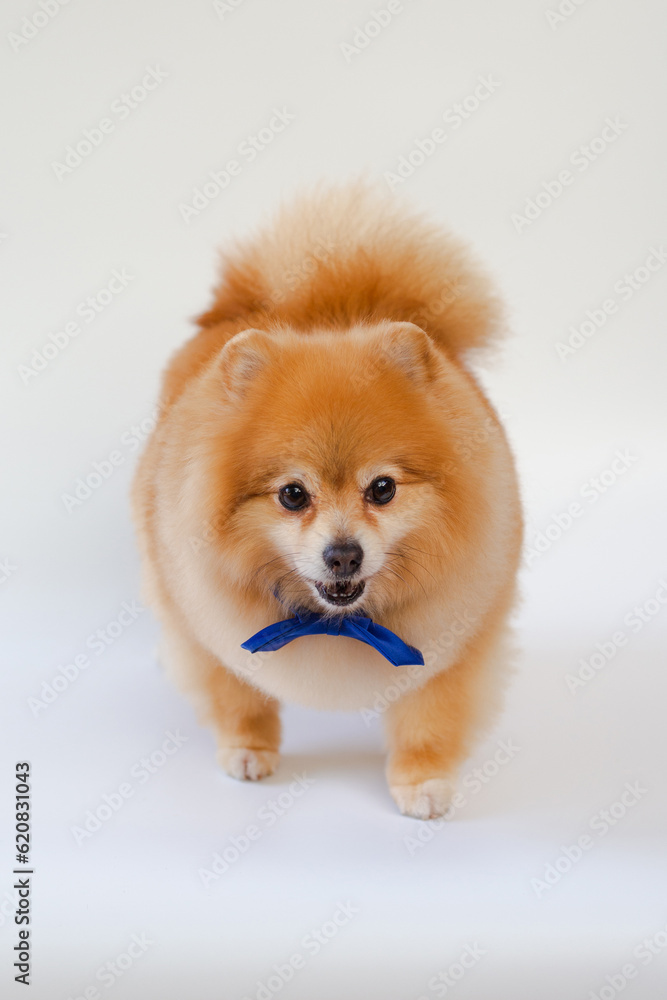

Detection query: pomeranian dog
(132, 184), (522, 819)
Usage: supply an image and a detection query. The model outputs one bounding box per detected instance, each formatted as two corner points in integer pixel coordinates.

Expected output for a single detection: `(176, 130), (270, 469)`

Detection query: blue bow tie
(241, 609), (424, 667)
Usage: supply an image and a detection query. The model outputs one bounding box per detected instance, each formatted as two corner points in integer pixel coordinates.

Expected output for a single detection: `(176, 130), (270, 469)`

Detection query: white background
(2, 0), (666, 997)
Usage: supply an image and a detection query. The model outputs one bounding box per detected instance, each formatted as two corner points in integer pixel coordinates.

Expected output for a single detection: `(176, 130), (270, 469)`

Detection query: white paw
(390, 778), (456, 820)
(217, 747), (279, 781)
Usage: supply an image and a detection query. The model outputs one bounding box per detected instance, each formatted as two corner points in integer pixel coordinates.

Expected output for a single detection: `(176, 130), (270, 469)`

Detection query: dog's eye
(278, 483), (310, 510)
(366, 477), (396, 505)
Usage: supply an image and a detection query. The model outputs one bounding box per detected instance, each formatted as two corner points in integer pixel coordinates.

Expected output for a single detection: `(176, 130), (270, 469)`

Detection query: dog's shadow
(258, 749), (514, 821)
(264, 749), (386, 784)
(258, 749), (396, 813)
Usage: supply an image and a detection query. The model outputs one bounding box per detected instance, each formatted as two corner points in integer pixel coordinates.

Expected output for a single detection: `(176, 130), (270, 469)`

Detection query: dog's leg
(384, 625), (509, 819)
(159, 624), (281, 781)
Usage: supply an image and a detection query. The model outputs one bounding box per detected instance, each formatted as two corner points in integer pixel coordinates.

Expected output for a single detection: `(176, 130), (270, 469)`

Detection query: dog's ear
(377, 322), (437, 382)
(218, 328), (273, 398)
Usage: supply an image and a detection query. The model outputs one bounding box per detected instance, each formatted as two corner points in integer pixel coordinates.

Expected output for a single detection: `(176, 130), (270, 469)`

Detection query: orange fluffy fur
(132, 184), (522, 819)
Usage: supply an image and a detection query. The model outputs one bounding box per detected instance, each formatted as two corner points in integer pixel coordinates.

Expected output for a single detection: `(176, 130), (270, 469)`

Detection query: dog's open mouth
(316, 580), (365, 607)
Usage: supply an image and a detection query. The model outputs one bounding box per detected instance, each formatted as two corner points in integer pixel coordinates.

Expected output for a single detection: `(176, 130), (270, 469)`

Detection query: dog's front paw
(217, 747), (280, 781)
(390, 778), (456, 820)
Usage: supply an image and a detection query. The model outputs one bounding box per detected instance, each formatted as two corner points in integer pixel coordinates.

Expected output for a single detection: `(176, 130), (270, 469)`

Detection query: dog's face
(198, 322), (481, 618)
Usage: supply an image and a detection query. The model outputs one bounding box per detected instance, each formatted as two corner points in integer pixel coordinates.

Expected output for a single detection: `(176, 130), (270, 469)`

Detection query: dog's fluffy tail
(198, 182), (503, 360)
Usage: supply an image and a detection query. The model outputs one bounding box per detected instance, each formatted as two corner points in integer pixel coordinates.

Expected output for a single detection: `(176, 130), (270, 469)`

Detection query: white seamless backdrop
(1, 1), (666, 999)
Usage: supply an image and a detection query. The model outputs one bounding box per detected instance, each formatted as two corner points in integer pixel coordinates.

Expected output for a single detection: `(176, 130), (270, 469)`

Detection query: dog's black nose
(323, 540), (364, 577)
